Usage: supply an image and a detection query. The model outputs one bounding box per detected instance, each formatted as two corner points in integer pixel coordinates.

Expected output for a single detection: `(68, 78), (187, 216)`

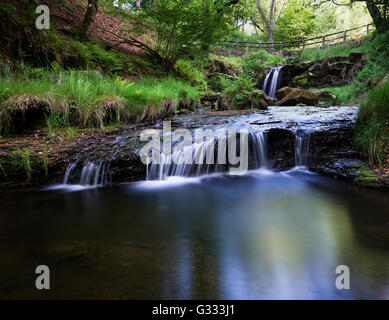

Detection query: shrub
(176, 59), (207, 90)
(223, 75), (256, 110)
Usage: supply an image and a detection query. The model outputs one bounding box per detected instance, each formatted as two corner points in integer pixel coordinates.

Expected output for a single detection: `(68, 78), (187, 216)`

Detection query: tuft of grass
(41, 145), (49, 179)
(355, 82), (389, 166)
(0, 68), (200, 134)
(12, 148), (32, 184)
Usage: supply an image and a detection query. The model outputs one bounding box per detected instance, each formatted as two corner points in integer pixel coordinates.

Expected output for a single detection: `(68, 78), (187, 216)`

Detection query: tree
(120, 0), (243, 69)
(254, 0), (288, 50)
(320, 0), (389, 33)
(274, 0), (317, 41)
(80, 0), (99, 40)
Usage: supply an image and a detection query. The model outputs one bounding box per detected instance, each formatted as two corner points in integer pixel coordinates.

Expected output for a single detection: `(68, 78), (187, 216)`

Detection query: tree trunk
(80, 0), (99, 40)
(366, 2), (387, 33)
(269, 29), (274, 52)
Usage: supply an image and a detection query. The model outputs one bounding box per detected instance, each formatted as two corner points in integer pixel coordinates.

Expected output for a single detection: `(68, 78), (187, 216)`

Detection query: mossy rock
(291, 72), (313, 88)
(348, 163), (382, 187)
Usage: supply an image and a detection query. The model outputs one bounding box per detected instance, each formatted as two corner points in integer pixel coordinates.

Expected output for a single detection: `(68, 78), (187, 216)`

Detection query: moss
(292, 72), (312, 87)
(349, 163), (381, 187)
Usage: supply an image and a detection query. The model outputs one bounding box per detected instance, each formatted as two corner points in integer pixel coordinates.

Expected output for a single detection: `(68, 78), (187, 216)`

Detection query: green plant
(242, 50), (285, 77)
(41, 145), (49, 179)
(176, 59), (207, 90)
(12, 148), (32, 184)
(223, 75), (256, 110)
(355, 82), (389, 166)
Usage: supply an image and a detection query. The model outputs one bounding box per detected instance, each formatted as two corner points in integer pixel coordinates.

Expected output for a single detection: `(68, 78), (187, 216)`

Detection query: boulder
(208, 59), (240, 77)
(276, 87), (293, 100)
(277, 88), (319, 106)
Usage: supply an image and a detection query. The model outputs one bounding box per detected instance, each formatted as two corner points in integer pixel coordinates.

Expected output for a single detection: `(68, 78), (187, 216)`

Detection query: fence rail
(214, 24), (374, 54)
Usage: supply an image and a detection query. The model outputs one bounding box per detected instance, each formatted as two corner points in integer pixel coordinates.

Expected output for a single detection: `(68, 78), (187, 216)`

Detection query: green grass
(298, 39), (370, 62)
(355, 82), (389, 166)
(313, 85), (359, 105)
(0, 68), (200, 134)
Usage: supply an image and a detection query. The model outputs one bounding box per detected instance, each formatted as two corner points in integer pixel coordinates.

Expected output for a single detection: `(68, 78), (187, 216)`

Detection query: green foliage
(298, 40), (370, 62)
(355, 82), (389, 166)
(314, 85), (358, 105)
(11, 148), (32, 184)
(0, 68), (200, 133)
(176, 59), (207, 90)
(275, 0), (317, 42)
(223, 75), (256, 110)
(242, 50), (285, 77)
(208, 73), (234, 92)
(352, 31), (389, 96)
(125, 0), (242, 68)
(41, 145), (49, 179)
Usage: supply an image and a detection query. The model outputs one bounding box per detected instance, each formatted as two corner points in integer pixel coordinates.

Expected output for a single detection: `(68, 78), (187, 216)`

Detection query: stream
(0, 106), (388, 299)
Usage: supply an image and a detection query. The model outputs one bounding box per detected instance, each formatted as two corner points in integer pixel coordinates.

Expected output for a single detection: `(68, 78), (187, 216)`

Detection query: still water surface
(0, 170), (388, 299)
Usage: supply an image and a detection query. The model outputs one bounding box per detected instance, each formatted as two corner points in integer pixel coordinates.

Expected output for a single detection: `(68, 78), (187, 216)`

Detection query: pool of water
(0, 169), (388, 299)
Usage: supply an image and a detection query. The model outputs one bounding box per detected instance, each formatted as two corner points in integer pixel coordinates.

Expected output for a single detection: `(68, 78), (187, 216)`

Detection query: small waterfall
(63, 161), (109, 186)
(262, 66), (283, 98)
(295, 131), (311, 168)
(147, 131), (268, 180)
(63, 163), (76, 184)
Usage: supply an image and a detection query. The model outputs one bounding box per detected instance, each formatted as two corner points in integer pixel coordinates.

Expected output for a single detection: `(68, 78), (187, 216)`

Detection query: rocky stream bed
(1, 105), (388, 190)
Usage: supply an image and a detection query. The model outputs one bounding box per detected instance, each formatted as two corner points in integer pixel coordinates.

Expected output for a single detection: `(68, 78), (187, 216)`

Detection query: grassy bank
(0, 68), (200, 134)
(297, 38), (370, 62)
(355, 82), (389, 166)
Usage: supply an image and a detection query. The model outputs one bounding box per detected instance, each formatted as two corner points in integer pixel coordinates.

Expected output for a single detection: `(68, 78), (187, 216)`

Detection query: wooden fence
(214, 23), (374, 54)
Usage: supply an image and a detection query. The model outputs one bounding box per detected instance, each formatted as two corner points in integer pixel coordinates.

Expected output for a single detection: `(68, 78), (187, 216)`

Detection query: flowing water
(0, 106), (388, 299)
(263, 66), (284, 98)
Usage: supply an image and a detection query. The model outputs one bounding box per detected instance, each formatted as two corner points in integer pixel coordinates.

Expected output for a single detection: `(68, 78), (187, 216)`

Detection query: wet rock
(266, 128), (295, 170)
(277, 88), (319, 106)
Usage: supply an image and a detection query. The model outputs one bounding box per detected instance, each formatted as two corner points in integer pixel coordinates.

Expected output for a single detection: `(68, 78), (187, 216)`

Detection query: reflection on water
(0, 170), (388, 299)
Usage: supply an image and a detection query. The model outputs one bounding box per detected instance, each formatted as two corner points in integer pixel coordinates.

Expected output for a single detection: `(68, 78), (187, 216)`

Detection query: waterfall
(295, 131), (311, 168)
(63, 161), (109, 186)
(262, 66), (283, 98)
(63, 163), (76, 184)
(147, 131), (268, 180)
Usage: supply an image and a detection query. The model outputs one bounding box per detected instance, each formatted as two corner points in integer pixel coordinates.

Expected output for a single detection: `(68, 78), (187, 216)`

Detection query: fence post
(343, 31), (347, 43)
(302, 39), (305, 51)
(366, 24), (369, 35)
(322, 36), (325, 48)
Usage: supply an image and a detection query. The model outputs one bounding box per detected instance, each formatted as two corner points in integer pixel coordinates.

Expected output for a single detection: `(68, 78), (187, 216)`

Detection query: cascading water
(63, 161), (109, 186)
(294, 130), (311, 168)
(147, 131), (268, 180)
(262, 66), (283, 98)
